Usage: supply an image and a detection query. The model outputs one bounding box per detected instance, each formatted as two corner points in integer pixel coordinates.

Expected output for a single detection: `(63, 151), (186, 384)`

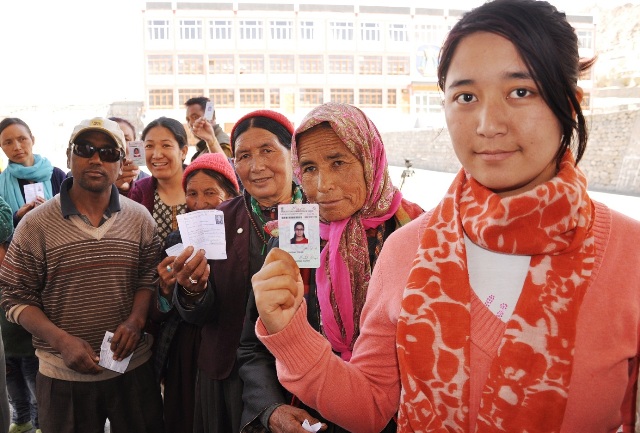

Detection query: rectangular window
(387, 89), (397, 107)
(576, 30), (593, 49)
(359, 56), (382, 75)
(414, 24), (446, 46)
(209, 55), (234, 74)
(387, 56), (410, 75)
(329, 21), (353, 41)
(209, 20), (232, 40)
(415, 92), (443, 114)
(300, 55), (324, 74)
(300, 21), (315, 40)
(178, 55), (204, 75)
(239, 88), (265, 107)
(299, 88), (323, 107)
(147, 55), (173, 75)
(148, 89), (173, 108)
(389, 23), (408, 42)
(148, 20), (170, 40)
(239, 20), (263, 40)
(270, 88), (281, 108)
(360, 22), (380, 42)
(359, 89), (383, 107)
(178, 89), (204, 106)
(180, 19), (202, 40)
(330, 89), (354, 105)
(210, 89), (235, 108)
(238, 55), (264, 74)
(270, 55), (294, 74)
(270, 20), (293, 40)
(328, 55), (354, 74)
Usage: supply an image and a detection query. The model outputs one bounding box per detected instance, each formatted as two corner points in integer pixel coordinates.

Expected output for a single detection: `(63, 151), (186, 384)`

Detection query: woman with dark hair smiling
(251, 1), (640, 432)
(290, 221), (308, 244)
(128, 116), (188, 243)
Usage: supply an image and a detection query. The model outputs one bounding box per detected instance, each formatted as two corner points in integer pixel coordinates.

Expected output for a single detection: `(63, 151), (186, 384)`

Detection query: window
(330, 89), (354, 105)
(300, 55), (324, 74)
(415, 92), (443, 114)
(239, 88), (265, 107)
(178, 55), (204, 74)
(414, 24), (446, 46)
(300, 21), (315, 40)
(360, 22), (380, 42)
(209, 55), (234, 74)
(270, 88), (281, 108)
(239, 20), (263, 40)
(209, 20), (232, 40)
(329, 55), (354, 74)
(359, 89), (382, 107)
(577, 30), (593, 49)
(299, 88), (323, 107)
(210, 89), (235, 108)
(359, 56), (382, 75)
(148, 89), (173, 108)
(270, 20), (293, 40)
(389, 23), (408, 42)
(147, 55), (173, 75)
(178, 89), (204, 106)
(270, 55), (294, 74)
(388, 56), (410, 75)
(180, 20), (202, 40)
(238, 55), (264, 74)
(387, 89), (397, 107)
(148, 20), (170, 40)
(330, 22), (353, 41)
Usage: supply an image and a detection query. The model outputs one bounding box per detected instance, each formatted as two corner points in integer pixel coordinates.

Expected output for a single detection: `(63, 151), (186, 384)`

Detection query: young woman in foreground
(252, 0), (640, 431)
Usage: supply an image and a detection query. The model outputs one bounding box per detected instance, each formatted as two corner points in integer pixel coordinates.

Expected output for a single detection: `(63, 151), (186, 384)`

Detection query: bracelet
(180, 284), (204, 297)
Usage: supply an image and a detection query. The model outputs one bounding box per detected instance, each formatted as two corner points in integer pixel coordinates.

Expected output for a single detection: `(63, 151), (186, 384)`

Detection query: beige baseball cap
(68, 117), (126, 152)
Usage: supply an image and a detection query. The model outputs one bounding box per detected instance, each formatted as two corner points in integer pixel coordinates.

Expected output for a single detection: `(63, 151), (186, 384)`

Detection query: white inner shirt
(464, 234), (530, 323)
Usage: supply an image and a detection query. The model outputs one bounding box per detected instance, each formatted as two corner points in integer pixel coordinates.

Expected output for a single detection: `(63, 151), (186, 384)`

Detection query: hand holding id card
(278, 204), (320, 268)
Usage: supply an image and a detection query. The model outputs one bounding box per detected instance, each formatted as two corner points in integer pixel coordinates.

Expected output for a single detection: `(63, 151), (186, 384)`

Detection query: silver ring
(166, 265), (172, 273)
(188, 276), (198, 285)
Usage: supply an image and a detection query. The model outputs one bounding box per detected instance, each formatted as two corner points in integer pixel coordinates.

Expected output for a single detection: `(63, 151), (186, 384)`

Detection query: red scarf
(396, 153), (595, 432)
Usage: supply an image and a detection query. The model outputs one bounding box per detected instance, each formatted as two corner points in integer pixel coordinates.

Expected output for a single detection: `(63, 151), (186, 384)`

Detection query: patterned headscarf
(292, 102), (402, 360)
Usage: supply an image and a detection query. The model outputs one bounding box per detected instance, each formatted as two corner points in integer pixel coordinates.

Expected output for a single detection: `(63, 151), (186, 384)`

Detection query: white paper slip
(128, 140), (146, 166)
(176, 210), (227, 260)
(23, 182), (45, 204)
(98, 331), (133, 374)
(302, 419), (322, 432)
(165, 242), (185, 257)
(278, 204), (320, 268)
(204, 101), (214, 121)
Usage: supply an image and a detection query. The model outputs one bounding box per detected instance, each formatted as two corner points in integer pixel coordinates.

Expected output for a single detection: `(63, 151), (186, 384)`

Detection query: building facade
(142, 0), (595, 132)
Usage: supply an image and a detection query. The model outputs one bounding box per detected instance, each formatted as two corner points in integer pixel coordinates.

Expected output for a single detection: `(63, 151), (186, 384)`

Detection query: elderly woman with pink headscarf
(237, 102), (423, 433)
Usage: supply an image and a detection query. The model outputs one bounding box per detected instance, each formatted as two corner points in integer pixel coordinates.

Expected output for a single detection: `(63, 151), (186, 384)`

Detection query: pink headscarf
(292, 102), (402, 360)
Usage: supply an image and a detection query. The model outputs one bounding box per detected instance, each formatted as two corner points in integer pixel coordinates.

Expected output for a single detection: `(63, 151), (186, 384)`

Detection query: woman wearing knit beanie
(150, 152), (240, 433)
(169, 109), (300, 433)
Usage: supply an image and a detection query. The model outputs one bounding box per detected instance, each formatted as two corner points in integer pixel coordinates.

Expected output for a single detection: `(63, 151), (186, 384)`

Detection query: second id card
(204, 101), (214, 121)
(278, 204), (320, 268)
(128, 140), (146, 166)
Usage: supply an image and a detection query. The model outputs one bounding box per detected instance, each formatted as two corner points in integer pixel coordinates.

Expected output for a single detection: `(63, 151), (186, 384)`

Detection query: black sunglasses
(72, 142), (123, 163)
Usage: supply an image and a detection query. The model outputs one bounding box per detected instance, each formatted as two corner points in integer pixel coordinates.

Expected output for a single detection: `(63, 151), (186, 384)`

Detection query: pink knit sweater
(257, 202), (640, 433)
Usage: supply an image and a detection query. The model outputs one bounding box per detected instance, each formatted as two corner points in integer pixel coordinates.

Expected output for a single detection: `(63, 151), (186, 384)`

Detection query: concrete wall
(381, 109), (640, 195)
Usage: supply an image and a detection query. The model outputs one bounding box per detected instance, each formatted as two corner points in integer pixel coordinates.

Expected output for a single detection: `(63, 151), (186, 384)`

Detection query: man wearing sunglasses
(0, 118), (165, 432)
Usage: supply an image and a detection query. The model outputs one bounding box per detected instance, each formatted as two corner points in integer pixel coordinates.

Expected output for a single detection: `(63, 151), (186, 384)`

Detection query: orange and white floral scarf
(396, 153), (595, 432)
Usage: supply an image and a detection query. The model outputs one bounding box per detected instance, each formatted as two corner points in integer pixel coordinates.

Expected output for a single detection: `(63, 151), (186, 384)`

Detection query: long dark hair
(437, 0), (595, 166)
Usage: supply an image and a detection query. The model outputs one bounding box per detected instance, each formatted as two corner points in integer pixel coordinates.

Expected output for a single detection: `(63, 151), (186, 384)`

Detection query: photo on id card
(278, 203), (320, 268)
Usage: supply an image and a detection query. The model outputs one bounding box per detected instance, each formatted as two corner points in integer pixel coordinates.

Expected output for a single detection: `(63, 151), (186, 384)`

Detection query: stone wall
(381, 109), (640, 195)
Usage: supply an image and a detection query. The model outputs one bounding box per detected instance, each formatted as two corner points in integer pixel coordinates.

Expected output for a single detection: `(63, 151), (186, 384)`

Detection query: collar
(60, 177), (122, 219)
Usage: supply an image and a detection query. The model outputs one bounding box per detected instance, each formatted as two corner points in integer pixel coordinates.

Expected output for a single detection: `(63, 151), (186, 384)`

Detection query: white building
(141, 0), (595, 133)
